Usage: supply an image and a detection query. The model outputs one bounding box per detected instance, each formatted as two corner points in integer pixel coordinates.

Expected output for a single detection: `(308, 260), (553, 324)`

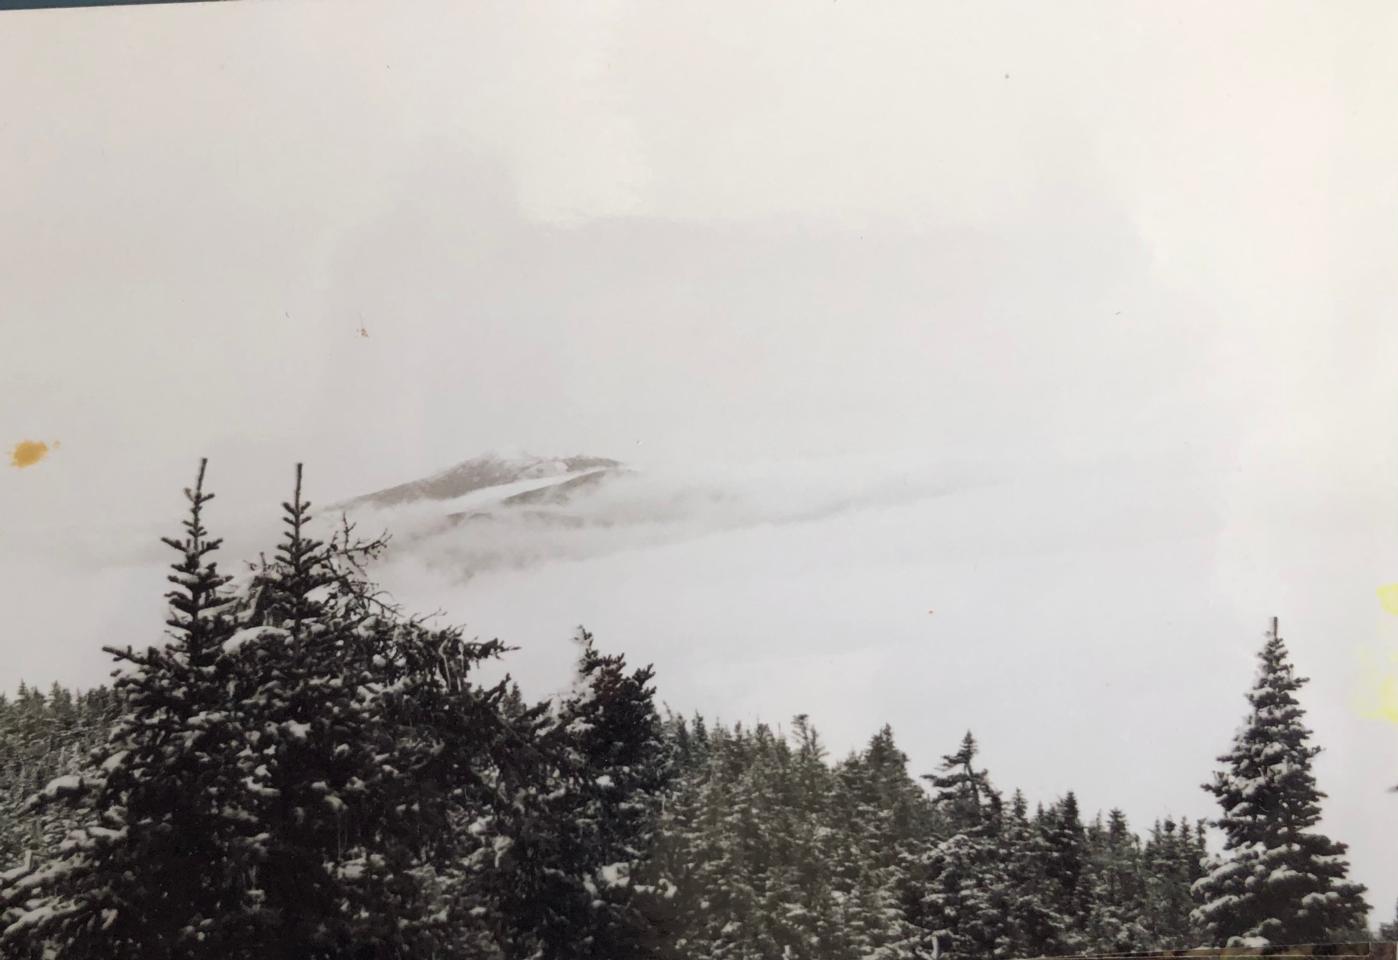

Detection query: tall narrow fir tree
(1192, 618), (1369, 945)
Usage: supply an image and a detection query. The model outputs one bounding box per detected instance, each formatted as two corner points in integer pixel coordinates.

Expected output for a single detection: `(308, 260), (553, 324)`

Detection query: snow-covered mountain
(335, 454), (625, 513)
(327, 453), (632, 548)
(327, 453), (659, 575)
(327, 451), (967, 581)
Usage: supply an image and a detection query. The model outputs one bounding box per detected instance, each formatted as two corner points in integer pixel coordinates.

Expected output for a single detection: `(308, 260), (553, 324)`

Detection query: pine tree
(1002, 790), (1073, 959)
(228, 464), (360, 955)
(0, 685), (118, 891)
(1083, 809), (1149, 952)
(1192, 618), (1370, 945)
(498, 630), (673, 959)
(227, 464), (542, 958)
(1042, 791), (1090, 935)
(687, 722), (767, 960)
(635, 727), (700, 957)
(0, 459), (256, 959)
(1140, 817), (1206, 948)
(839, 725), (939, 959)
(0, 462), (553, 960)
(921, 732), (1013, 960)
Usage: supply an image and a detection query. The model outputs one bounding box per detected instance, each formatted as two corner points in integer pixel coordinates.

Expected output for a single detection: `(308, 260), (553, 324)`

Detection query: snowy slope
(333, 453), (624, 512)
(325, 451), (971, 579)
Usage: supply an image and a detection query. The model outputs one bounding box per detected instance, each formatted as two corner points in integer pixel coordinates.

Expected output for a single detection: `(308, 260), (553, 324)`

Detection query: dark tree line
(0, 465), (1377, 958)
(0, 684), (119, 871)
(639, 719), (1214, 959)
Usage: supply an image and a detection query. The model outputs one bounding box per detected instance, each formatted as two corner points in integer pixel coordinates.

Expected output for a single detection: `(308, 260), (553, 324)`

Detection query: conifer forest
(0, 464), (1382, 960)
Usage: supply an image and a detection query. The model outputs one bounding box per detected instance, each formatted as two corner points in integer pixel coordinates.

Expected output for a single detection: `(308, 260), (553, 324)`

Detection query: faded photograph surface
(1, 3), (1395, 958)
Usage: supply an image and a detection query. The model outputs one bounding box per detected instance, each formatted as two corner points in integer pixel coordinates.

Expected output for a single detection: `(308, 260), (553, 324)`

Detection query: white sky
(1, 0), (1396, 923)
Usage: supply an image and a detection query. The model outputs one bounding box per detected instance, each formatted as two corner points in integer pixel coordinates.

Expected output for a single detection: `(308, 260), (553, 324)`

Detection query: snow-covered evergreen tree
(687, 722), (769, 959)
(1192, 618), (1369, 945)
(227, 465), (550, 958)
(921, 732), (1013, 960)
(838, 725), (939, 959)
(0, 685), (117, 875)
(224, 465), (452, 956)
(0, 459), (258, 958)
(0, 462), (563, 960)
(496, 630), (673, 959)
(1041, 791), (1090, 934)
(1083, 809), (1150, 952)
(1140, 817), (1206, 948)
(635, 717), (704, 958)
(1002, 790), (1074, 959)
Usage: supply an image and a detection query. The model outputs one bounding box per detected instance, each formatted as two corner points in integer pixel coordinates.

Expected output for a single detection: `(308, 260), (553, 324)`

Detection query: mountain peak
(339, 453), (623, 511)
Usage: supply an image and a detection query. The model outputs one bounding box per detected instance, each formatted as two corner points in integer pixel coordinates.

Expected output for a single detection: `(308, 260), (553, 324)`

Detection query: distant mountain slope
(335, 454), (623, 511)
(328, 451), (967, 581)
(500, 467), (620, 507)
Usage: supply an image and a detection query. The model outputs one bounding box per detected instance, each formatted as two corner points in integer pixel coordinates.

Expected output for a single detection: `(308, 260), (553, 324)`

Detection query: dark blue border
(0, 0), (227, 8)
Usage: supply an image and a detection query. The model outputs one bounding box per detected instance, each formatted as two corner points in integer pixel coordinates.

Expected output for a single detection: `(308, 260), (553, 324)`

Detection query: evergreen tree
(0, 459), (256, 959)
(840, 725), (939, 959)
(227, 467), (419, 956)
(1083, 809), (1149, 952)
(1192, 618), (1370, 945)
(495, 630), (673, 959)
(686, 722), (768, 959)
(921, 732), (1013, 960)
(1042, 791), (1090, 933)
(228, 465), (544, 958)
(1002, 790), (1073, 959)
(571, 634), (673, 957)
(636, 720), (702, 958)
(0, 462), (555, 960)
(1140, 817), (1205, 948)
(0, 685), (119, 892)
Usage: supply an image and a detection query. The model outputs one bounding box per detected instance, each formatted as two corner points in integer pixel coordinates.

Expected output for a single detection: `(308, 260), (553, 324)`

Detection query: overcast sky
(2, 0), (1397, 922)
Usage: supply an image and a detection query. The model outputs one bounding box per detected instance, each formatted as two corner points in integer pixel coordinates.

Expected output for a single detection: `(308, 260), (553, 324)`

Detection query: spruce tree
(688, 722), (766, 959)
(228, 464), (541, 958)
(1083, 809), (1149, 952)
(841, 725), (939, 958)
(1042, 791), (1090, 934)
(1002, 790), (1073, 959)
(1193, 618), (1369, 945)
(635, 724), (701, 958)
(222, 463), (436, 958)
(0, 459), (255, 959)
(0, 462), (552, 960)
(921, 732), (1013, 960)
(1141, 817), (1205, 948)
(496, 630), (673, 959)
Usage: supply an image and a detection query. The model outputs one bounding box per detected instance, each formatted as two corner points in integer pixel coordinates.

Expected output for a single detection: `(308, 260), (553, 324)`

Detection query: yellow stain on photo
(1355, 648), (1398, 724)
(1378, 583), (1398, 615)
(8, 440), (54, 469)
(1365, 676), (1398, 723)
